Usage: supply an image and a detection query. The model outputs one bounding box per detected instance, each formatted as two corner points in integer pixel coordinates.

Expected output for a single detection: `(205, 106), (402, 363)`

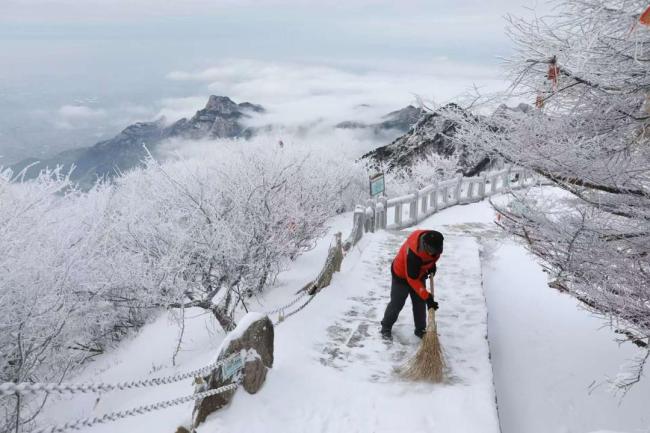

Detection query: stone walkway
(317, 230), (494, 387)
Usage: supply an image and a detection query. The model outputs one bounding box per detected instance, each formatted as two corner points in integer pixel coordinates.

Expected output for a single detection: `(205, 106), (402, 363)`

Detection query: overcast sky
(0, 0), (548, 164)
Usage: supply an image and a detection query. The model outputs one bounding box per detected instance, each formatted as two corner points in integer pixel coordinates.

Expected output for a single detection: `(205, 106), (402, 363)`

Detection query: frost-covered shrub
(383, 154), (460, 197)
(0, 138), (365, 431)
(0, 168), (122, 432)
(108, 140), (365, 329)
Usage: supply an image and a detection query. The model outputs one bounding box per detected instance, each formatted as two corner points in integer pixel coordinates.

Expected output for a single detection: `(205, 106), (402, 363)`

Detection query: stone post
(409, 191), (419, 224)
(375, 200), (385, 231)
(190, 314), (274, 430)
(454, 174), (463, 204)
(479, 175), (487, 198)
(420, 191), (428, 215)
(431, 184), (438, 213)
(394, 202), (402, 228)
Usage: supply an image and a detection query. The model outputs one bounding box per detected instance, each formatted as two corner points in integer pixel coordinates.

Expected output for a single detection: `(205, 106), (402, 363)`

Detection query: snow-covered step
(200, 230), (500, 433)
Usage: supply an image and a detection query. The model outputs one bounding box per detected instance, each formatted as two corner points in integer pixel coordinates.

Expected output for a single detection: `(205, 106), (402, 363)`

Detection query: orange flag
(641, 5), (650, 25)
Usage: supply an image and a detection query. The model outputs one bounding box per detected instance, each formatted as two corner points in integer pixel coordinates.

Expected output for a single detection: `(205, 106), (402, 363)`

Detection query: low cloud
(166, 58), (507, 128)
(53, 104), (107, 129)
(157, 121), (388, 165)
(46, 58), (509, 149)
(57, 105), (106, 120)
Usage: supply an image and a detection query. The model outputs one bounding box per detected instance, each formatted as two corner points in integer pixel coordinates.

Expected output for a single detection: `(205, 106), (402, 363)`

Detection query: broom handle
(428, 274), (435, 300)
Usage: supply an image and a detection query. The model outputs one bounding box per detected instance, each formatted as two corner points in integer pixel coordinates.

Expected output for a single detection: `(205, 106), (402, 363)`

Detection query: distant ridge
(10, 96), (264, 185)
(361, 103), (533, 176)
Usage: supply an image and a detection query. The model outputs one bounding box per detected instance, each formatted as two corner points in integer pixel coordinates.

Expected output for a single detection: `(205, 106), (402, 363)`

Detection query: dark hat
(421, 231), (444, 255)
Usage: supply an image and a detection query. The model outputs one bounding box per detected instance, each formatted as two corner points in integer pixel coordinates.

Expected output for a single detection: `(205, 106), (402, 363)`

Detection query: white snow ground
(483, 242), (650, 433)
(412, 193), (650, 433)
(35, 191), (650, 433)
(198, 230), (499, 433)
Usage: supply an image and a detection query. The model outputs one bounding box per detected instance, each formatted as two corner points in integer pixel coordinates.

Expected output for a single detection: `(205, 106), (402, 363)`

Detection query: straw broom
(401, 274), (445, 382)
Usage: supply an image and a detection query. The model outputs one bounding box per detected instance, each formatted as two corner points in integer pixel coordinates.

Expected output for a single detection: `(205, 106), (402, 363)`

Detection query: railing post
(365, 199), (375, 233)
(395, 202), (402, 228)
(375, 199), (385, 231)
(409, 191), (419, 224)
(353, 205), (365, 244)
(495, 172), (503, 192)
(334, 232), (343, 272)
(420, 191), (428, 215)
(431, 183), (438, 212)
(454, 174), (463, 204)
(479, 174), (487, 198)
(379, 197), (388, 229)
(504, 166), (512, 188)
(365, 205), (375, 233)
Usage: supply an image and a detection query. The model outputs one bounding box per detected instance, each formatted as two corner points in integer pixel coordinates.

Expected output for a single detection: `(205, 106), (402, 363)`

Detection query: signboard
(369, 173), (385, 197)
(221, 353), (244, 380)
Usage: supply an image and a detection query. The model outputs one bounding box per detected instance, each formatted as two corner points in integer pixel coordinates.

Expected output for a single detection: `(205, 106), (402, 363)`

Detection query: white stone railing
(354, 166), (536, 234)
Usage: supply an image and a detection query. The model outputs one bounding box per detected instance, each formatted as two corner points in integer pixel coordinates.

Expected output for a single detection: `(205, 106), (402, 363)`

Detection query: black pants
(381, 272), (426, 335)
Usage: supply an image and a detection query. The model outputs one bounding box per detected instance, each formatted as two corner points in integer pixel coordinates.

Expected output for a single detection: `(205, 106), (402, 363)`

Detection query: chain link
(264, 290), (309, 316)
(31, 383), (238, 433)
(0, 355), (236, 397)
(272, 293), (317, 325)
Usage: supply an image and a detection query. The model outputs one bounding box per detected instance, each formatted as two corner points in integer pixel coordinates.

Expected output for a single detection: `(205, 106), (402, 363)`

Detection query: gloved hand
(426, 294), (439, 311)
(426, 264), (437, 278)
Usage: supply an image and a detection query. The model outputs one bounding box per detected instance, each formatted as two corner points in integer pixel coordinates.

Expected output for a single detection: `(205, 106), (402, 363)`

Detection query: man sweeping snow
(380, 230), (443, 340)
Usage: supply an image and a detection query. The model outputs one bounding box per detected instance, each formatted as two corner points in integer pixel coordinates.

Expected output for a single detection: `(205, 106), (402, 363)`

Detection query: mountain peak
(205, 95), (239, 113)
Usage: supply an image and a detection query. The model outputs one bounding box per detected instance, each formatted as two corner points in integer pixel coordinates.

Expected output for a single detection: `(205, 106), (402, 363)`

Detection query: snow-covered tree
(448, 0), (650, 391)
(107, 142), (363, 330)
(0, 138), (365, 431)
(0, 168), (118, 432)
(383, 153), (460, 196)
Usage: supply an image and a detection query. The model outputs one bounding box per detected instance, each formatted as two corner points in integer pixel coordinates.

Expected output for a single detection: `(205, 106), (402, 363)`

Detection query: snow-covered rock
(191, 313), (274, 428)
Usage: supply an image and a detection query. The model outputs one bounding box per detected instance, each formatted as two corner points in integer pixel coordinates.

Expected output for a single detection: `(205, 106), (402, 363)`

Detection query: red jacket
(391, 230), (440, 300)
